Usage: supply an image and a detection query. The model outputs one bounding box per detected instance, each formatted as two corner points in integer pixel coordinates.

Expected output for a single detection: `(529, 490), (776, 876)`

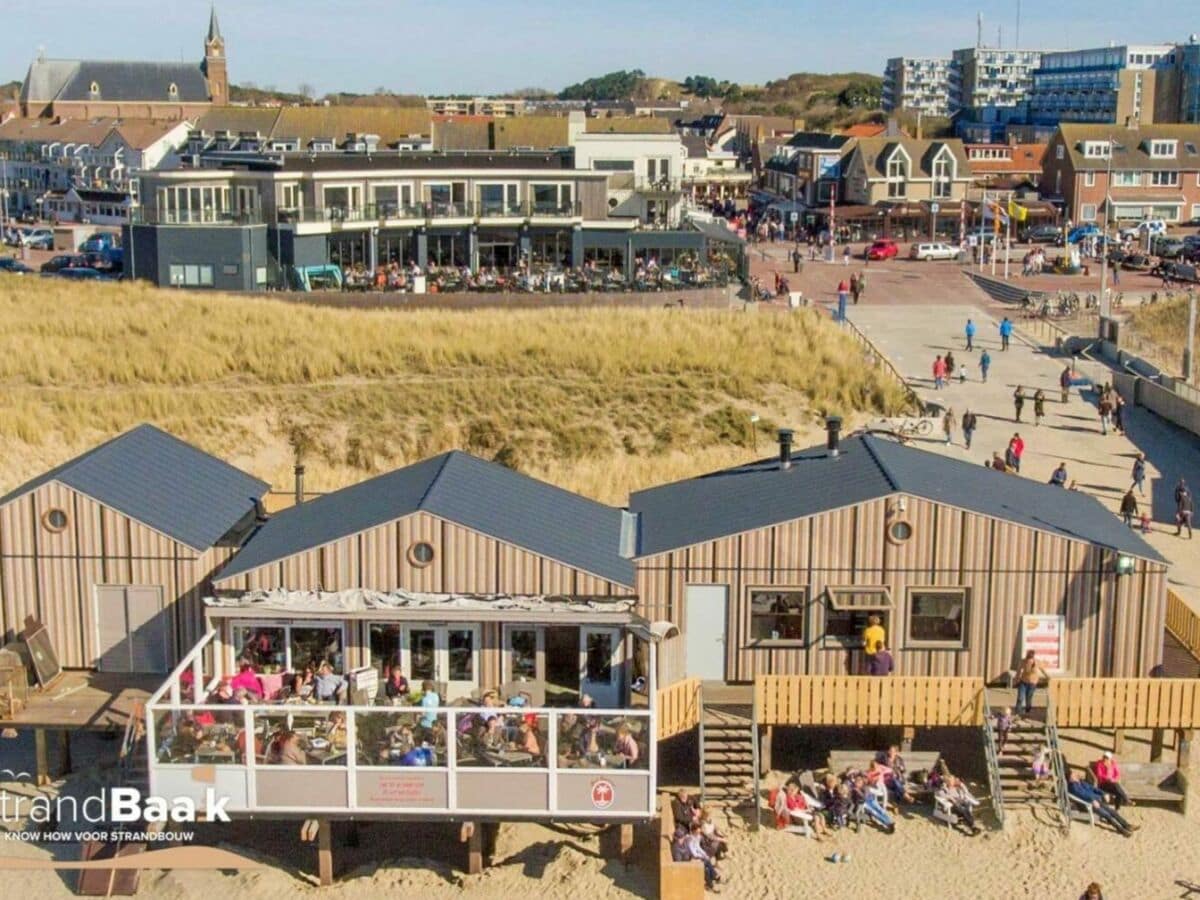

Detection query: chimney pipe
(778, 429), (794, 470)
(294, 463), (306, 505)
(826, 416), (842, 457)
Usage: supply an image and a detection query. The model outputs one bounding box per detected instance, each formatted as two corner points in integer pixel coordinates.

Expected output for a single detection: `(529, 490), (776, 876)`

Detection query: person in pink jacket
(1093, 751), (1131, 809)
(230, 661), (264, 698)
(932, 355), (947, 390)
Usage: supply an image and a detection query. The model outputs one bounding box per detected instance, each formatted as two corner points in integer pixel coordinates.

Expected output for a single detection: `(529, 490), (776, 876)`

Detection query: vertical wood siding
(634, 494), (1167, 682)
(0, 481), (212, 668)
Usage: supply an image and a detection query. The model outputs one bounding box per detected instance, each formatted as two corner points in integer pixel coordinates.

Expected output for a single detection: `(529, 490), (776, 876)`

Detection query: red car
(866, 239), (899, 260)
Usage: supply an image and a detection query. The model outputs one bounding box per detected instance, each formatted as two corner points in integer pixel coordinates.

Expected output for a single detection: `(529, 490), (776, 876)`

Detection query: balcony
(275, 200), (583, 229)
(634, 175), (684, 194)
(133, 208), (262, 226)
(145, 630), (657, 820)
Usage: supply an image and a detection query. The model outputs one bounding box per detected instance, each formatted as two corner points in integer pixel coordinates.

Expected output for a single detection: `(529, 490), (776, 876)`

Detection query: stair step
(703, 763), (755, 775)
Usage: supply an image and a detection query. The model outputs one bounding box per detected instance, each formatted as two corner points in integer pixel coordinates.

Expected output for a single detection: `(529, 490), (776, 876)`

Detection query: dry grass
(1124, 296), (1199, 376)
(0, 280), (908, 504)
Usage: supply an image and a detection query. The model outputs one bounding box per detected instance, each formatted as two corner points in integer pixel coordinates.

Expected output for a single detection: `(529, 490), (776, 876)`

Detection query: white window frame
(399, 622), (481, 701)
(1150, 170), (1180, 187)
(885, 146), (910, 199)
(1113, 171), (1141, 187)
(320, 182), (363, 216)
(229, 620), (347, 675)
(475, 180), (520, 214)
(905, 587), (969, 649)
(370, 181), (415, 214)
(530, 182), (574, 213)
(1084, 172), (1096, 187)
(1080, 203), (1098, 222)
(823, 585), (894, 648)
(1149, 140), (1178, 159)
(278, 182), (302, 211)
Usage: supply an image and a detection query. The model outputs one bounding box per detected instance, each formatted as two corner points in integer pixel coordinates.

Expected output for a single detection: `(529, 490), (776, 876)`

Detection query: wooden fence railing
(755, 675), (985, 727)
(657, 677), (702, 741)
(1049, 678), (1200, 729)
(1167, 590), (1200, 665)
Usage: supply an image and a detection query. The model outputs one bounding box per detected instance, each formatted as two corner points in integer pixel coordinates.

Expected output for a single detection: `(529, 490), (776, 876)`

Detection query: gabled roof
(43, 60), (211, 103)
(842, 123), (890, 138)
(215, 451), (634, 587)
(0, 424), (268, 551)
(630, 433), (1166, 563)
(785, 131), (852, 151)
(1056, 124), (1200, 171)
(850, 136), (971, 179)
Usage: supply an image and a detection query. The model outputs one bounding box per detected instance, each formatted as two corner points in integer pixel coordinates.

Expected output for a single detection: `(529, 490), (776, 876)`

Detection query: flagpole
(1004, 193), (1012, 281)
(978, 190), (986, 272)
(991, 196), (998, 276)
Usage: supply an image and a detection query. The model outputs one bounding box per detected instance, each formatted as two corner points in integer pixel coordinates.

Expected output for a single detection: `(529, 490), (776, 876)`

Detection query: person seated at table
(478, 691), (501, 722)
(850, 773), (895, 833)
(671, 788), (700, 830)
(266, 729), (306, 766)
(698, 808), (729, 860)
(1067, 770), (1137, 836)
(876, 746), (915, 803)
(1092, 751), (1132, 810)
(419, 680), (441, 730)
(230, 661), (264, 699)
(288, 665), (315, 699)
(235, 725), (263, 764)
(383, 667), (410, 700)
(937, 775), (982, 835)
(577, 718), (601, 761)
(517, 719), (541, 758)
(614, 723), (640, 768)
(387, 723), (416, 755)
(476, 716), (506, 755)
(323, 710), (348, 750)
(398, 744), (436, 767)
(819, 774), (850, 829)
(313, 662), (346, 702)
(169, 718), (202, 761)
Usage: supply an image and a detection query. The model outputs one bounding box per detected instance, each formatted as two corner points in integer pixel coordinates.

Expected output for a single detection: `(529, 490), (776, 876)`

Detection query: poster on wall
(1020, 615), (1066, 675)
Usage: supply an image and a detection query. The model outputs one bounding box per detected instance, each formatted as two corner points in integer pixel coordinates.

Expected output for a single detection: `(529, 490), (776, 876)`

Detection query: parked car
(1119, 219), (1168, 241)
(866, 239), (899, 260)
(1151, 236), (1188, 260)
(39, 253), (87, 274)
(22, 227), (54, 250)
(1183, 216), (1200, 227)
(1021, 224), (1061, 244)
(1121, 253), (1155, 271)
(0, 258), (33, 275)
(81, 233), (118, 254)
(909, 242), (959, 261)
(1066, 224), (1102, 244)
(48, 266), (112, 281)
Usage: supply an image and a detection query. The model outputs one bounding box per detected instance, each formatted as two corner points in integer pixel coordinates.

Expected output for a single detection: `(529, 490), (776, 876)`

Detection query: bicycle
(896, 418), (934, 439)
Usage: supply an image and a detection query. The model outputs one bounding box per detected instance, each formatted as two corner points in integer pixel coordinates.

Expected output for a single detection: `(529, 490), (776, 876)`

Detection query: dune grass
(0, 280), (909, 504)
(1125, 296), (1199, 377)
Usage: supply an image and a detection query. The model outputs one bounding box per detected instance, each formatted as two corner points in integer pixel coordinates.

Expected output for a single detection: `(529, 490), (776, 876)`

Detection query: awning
(690, 217), (746, 244)
(205, 588), (640, 624)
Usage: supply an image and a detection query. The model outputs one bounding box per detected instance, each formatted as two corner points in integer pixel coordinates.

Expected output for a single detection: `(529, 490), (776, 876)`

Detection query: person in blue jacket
(965, 318), (977, 351)
(1067, 770), (1137, 835)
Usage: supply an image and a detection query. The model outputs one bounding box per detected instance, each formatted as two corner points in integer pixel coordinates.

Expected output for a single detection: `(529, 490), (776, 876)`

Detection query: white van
(909, 242), (959, 261)
(1119, 219), (1167, 241)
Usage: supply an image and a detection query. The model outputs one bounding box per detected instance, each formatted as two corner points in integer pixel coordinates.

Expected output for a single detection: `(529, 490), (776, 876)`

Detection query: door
(95, 585), (169, 673)
(504, 625), (541, 684)
(580, 626), (621, 707)
(684, 585), (728, 681)
(401, 624), (480, 701)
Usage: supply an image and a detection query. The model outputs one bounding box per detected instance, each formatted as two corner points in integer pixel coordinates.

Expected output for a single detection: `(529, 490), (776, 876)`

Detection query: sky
(1, 0), (1192, 96)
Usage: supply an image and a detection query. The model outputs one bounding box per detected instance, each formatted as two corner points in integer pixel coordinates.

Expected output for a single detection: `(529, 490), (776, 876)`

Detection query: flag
(1008, 199), (1028, 223)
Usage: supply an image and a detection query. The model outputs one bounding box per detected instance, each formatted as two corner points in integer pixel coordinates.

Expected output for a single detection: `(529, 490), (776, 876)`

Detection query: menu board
(1020, 615), (1066, 675)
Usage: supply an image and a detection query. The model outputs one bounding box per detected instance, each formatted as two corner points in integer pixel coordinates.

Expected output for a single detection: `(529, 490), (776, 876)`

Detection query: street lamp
(1098, 135), (1114, 332)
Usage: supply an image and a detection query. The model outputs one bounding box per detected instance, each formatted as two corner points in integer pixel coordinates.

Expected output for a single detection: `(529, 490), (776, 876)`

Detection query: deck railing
(754, 675), (985, 727)
(1167, 590), (1200, 665)
(655, 677), (701, 741)
(1048, 678), (1200, 729)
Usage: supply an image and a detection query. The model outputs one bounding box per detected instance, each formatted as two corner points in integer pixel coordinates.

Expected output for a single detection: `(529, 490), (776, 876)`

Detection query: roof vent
(826, 416), (842, 458)
(778, 429), (794, 470)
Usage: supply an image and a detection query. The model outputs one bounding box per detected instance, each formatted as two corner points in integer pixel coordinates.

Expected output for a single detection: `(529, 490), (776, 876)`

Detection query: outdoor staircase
(700, 705), (756, 808)
(965, 270), (1037, 306)
(982, 693), (1066, 826)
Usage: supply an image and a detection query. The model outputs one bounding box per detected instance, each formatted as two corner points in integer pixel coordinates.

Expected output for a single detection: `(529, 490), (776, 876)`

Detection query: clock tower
(203, 7), (228, 105)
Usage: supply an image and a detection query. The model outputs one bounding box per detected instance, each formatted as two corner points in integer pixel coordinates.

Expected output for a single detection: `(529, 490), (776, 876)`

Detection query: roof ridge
(859, 434), (901, 491)
(415, 451), (458, 511)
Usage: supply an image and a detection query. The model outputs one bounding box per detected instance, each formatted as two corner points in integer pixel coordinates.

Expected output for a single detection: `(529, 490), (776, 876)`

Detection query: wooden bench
(658, 793), (704, 900)
(1088, 761), (1185, 807)
(825, 750), (943, 798)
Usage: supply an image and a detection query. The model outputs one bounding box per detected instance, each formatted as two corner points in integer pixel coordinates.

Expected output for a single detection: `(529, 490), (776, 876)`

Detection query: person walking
(962, 409), (977, 450)
(943, 407), (955, 446)
(1049, 462), (1068, 487)
(980, 349), (991, 383)
(836, 277), (849, 322)
(1113, 394), (1126, 435)
(1098, 391), (1112, 435)
(944, 351), (956, 379)
(1008, 433), (1025, 472)
(1033, 389), (1046, 427)
(1132, 453), (1147, 496)
(1013, 386), (1025, 422)
(965, 318), (976, 351)
(843, 243), (851, 266)
(791, 246), (801, 274)
(1060, 366), (1073, 403)
(932, 354), (947, 389)
(850, 272), (861, 304)
(999, 317), (1013, 351)
(1015, 650), (1046, 717)
(1175, 479), (1194, 539)
(1120, 488), (1139, 528)
(856, 270), (867, 300)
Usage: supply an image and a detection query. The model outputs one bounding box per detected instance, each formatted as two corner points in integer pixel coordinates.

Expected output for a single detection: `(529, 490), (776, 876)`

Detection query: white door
(685, 585), (728, 681)
(402, 624), (479, 702)
(95, 585), (169, 673)
(580, 626), (621, 707)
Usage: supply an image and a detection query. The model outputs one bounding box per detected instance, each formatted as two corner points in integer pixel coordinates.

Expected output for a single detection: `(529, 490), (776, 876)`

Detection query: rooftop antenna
(36, 44), (45, 63)
(1015, 0), (1021, 48)
(976, 12), (983, 48)
(997, 24), (1003, 49)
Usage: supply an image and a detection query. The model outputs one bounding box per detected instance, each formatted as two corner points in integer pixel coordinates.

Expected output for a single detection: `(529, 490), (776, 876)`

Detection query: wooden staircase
(700, 705), (755, 808)
(986, 706), (1061, 815)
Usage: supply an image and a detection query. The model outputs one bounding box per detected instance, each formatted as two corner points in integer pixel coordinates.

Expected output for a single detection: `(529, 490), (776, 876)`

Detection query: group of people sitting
(772, 746), (983, 838)
(1067, 751), (1142, 837)
(669, 788), (730, 892)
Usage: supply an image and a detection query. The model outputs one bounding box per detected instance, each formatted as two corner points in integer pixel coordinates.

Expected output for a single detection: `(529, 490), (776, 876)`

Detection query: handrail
(842, 317), (925, 415)
(980, 686), (1005, 829)
(1167, 590), (1200, 666)
(1045, 696), (1071, 833)
(750, 683), (761, 832)
(697, 683), (707, 806)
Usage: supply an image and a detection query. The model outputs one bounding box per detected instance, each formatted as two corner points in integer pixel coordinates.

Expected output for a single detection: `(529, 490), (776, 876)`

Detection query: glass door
(580, 626), (621, 707)
(504, 625), (541, 684)
(406, 626), (437, 684)
(445, 625), (478, 700)
(400, 623), (480, 701)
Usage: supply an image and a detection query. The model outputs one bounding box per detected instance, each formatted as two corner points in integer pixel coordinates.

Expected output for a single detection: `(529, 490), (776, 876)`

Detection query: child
(1032, 745), (1052, 784)
(993, 707), (1014, 755)
(958, 363), (968, 384)
(1140, 512), (1152, 534)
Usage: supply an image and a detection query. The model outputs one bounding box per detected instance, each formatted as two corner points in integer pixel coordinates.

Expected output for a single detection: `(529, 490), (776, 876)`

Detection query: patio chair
(1067, 793), (1097, 827)
(932, 793), (959, 828)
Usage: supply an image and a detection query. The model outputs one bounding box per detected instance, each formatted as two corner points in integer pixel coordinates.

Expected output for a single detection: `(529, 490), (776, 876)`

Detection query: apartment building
(1182, 41), (1200, 124)
(1042, 123), (1200, 224)
(963, 142), (1047, 194)
(950, 48), (1044, 113)
(572, 127), (687, 227)
(882, 57), (952, 118)
(1029, 44), (1181, 126)
(426, 97), (526, 118)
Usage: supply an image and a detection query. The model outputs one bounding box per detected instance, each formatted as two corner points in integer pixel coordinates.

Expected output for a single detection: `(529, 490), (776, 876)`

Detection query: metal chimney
(294, 463), (306, 505)
(826, 416), (842, 457)
(778, 429), (794, 470)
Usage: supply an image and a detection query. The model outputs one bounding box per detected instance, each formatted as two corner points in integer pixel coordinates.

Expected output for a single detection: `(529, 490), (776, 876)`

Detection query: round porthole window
(42, 508), (69, 532)
(408, 541), (435, 567)
(888, 520), (913, 544)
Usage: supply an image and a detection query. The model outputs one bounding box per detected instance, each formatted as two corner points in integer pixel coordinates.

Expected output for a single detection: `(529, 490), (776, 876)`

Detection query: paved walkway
(846, 300), (1200, 608)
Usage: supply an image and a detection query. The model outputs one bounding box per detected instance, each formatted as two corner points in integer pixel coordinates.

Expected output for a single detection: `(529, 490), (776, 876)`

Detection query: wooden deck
(0, 670), (157, 730)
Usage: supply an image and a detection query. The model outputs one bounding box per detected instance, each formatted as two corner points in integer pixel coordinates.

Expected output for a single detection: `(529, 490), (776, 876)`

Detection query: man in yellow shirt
(862, 615), (886, 663)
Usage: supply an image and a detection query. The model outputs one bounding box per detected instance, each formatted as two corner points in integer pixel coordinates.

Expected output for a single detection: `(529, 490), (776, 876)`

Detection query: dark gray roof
(690, 218), (746, 245)
(216, 451), (634, 586)
(785, 131), (852, 150)
(27, 60), (212, 104)
(680, 134), (710, 157)
(630, 433), (1166, 563)
(0, 424), (268, 551)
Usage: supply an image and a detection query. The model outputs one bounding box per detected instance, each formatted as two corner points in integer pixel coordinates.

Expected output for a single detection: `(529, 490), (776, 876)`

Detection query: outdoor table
(195, 744), (236, 764)
(306, 748), (347, 766)
(480, 749), (534, 767)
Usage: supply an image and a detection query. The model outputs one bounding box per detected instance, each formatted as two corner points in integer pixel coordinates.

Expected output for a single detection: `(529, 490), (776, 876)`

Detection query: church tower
(203, 6), (228, 105)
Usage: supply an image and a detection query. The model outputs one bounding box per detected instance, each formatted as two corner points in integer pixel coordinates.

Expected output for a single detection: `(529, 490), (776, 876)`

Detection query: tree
(298, 82), (315, 103)
(838, 81), (882, 109)
(558, 69), (646, 101)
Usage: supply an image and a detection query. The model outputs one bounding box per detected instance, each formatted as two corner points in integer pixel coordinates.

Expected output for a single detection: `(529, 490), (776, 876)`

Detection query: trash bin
(788, 292), (803, 309)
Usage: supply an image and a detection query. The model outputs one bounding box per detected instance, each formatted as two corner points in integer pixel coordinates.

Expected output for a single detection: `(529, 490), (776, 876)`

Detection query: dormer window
(1149, 140), (1177, 159)
(884, 147), (910, 199)
(1082, 141), (1111, 158)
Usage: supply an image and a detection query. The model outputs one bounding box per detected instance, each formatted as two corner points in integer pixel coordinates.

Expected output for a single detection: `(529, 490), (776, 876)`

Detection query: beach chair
(932, 794), (959, 827)
(1067, 793), (1097, 827)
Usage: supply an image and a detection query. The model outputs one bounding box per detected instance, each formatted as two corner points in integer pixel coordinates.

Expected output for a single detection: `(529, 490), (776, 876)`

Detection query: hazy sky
(1, 0), (1190, 95)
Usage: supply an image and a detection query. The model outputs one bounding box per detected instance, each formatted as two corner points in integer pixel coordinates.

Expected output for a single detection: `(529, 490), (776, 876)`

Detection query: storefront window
(907, 588), (968, 647)
(369, 623), (402, 673)
(409, 628), (437, 681)
(448, 628), (475, 682)
(290, 626), (343, 673)
(509, 628), (537, 679)
(233, 625), (286, 672)
(750, 589), (808, 642)
(824, 587), (893, 646)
